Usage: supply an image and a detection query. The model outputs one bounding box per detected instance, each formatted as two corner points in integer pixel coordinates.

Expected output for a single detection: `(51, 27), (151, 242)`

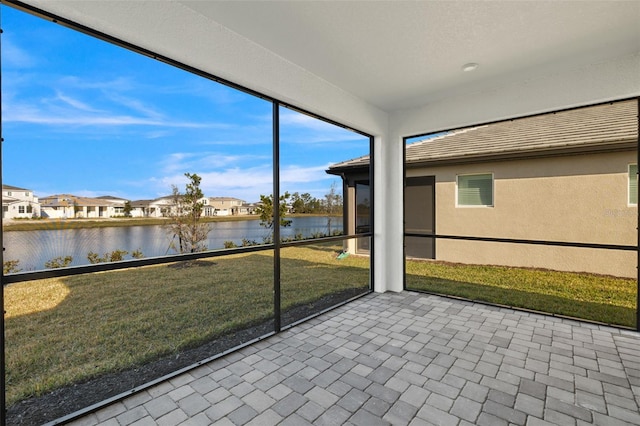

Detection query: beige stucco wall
(407, 150), (637, 277)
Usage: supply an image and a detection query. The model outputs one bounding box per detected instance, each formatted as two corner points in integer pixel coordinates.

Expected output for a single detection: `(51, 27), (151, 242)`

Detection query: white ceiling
(180, 1), (640, 112)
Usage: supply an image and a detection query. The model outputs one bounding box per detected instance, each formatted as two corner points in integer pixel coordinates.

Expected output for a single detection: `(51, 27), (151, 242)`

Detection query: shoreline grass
(2, 216), (256, 232)
(2, 213), (342, 232)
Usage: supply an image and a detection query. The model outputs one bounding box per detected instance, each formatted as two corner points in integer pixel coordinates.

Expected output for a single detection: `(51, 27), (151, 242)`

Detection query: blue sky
(1, 5), (368, 203)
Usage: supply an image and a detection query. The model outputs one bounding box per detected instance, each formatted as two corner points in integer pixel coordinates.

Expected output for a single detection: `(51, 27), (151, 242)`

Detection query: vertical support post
(340, 175), (348, 239)
(402, 137), (407, 291)
(636, 97), (639, 331)
(0, 22), (6, 426)
(273, 102), (281, 333)
(368, 136), (375, 292)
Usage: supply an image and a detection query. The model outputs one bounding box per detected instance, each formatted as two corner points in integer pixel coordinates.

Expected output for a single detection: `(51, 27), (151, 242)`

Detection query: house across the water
(329, 100), (638, 278)
(39, 194), (125, 219)
(1, 185), (40, 219)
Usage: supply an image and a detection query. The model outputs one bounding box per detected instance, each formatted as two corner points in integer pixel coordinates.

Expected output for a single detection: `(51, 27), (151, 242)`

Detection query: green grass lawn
(4, 249), (637, 408)
(406, 260), (637, 328)
(4, 244), (370, 406)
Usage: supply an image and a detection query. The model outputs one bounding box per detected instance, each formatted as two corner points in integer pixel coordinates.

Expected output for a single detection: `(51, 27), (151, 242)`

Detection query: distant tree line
(290, 183), (343, 214)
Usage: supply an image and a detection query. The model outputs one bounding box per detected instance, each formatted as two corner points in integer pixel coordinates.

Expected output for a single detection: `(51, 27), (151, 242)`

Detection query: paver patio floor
(68, 291), (640, 426)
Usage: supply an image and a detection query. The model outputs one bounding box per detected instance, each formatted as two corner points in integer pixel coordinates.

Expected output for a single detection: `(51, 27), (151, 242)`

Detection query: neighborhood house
(1, 185), (40, 219)
(2, 191), (259, 220)
(329, 100), (637, 278)
(130, 196), (256, 217)
(203, 197), (257, 216)
(39, 194), (127, 219)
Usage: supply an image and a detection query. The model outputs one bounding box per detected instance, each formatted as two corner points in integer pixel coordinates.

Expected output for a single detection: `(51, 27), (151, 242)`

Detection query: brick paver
(66, 292), (640, 426)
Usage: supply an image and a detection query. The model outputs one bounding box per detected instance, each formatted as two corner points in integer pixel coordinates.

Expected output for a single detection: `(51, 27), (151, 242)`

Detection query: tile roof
(40, 194), (122, 207)
(209, 197), (245, 202)
(2, 184), (29, 191)
(329, 99), (638, 172)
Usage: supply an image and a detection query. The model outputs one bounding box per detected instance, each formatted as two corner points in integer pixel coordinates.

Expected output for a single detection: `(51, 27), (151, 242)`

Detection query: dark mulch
(166, 260), (217, 269)
(6, 289), (368, 426)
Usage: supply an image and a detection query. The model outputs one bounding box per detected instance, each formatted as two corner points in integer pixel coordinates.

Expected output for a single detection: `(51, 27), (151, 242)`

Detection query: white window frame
(456, 172), (494, 208)
(629, 163), (638, 206)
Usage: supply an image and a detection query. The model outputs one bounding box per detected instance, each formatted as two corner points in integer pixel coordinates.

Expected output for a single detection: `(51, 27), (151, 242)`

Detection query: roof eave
(407, 140), (637, 168)
(326, 165), (369, 176)
(329, 140), (637, 174)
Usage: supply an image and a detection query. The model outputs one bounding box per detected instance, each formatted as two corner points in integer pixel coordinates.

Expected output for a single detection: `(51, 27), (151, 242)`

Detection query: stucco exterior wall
(407, 150), (637, 277)
(387, 56), (639, 290)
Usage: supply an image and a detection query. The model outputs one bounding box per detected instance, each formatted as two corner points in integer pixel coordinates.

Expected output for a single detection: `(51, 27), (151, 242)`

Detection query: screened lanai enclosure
(327, 99), (638, 328)
(1, 4), (373, 422)
(401, 100), (638, 327)
(1, 1), (639, 425)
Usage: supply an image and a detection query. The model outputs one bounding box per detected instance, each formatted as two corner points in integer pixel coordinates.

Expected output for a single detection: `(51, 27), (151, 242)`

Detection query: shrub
(44, 256), (73, 269)
(87, 251), (101, 264)
(87, 250), (130, 264)
(3, 260), (22, 274)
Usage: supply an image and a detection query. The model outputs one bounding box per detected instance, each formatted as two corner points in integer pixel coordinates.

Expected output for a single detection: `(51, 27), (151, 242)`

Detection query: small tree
(324, 182), (343, 234)
(291, 192), (304, 213)
(165, 173), (210, 253)
(257, 192), (292, 229)
(123, 201), (132, 217)
(324, 182), (342, 215)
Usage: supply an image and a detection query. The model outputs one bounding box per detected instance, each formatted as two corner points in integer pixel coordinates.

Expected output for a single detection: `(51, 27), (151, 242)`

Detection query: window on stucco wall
(457, 173), (494, 207)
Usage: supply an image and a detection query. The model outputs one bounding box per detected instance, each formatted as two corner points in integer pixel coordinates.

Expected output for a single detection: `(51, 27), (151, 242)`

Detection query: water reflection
(4, 216), (342, 270)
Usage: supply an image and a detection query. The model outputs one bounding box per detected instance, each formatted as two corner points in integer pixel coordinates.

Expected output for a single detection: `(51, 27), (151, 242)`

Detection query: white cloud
(149, 165), (272, 201)
(159, 152), (268, 175)
(3, 101), (223, 129)
(2, 39), (38, 68)
(279, 110), (364, 144)
(59, 76), (135, 92)
(198, 138), (271, 146)
(104, 93), (164, 120)
(2, 74), (232, 129)
(54, 91), (103, 113)
(280, 110), (333, 130)
(144, 130), (172, 139)
(156, 79), (249, 106)
(147, 162), (336, 202)
(280, 164), (333, 184)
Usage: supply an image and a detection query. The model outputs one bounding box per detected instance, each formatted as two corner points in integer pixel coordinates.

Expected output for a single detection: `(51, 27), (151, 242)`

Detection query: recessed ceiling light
(462, 63), (479, 72)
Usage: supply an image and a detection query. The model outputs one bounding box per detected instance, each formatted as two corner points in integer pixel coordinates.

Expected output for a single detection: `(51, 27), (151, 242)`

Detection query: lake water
(3, 216), (343, 271)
